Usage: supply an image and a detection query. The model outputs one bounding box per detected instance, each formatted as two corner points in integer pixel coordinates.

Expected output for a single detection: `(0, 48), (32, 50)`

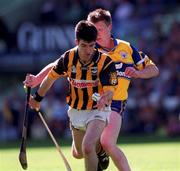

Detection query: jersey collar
(95, 35), (118, 52)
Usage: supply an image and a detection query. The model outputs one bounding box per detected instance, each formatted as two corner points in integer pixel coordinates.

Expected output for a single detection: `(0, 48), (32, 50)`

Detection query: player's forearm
(37, 76), (56, 97)
(36, 62), (55, 84)
(95, 90), (114, 110)
(103, 85), (116, 99)
(102, 90), (114, 101)
(138, 65), (159, 79)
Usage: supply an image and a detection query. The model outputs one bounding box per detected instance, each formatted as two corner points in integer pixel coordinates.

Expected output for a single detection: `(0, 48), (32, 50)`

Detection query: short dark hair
(75, 20), (97, 42)
(87, 8), (112, 26)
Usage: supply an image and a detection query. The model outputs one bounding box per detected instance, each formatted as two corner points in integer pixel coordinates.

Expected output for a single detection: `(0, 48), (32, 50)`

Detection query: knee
(72, 148), (83, 159)
(100, 136), (114, 153)
(82, 141), (95, 156)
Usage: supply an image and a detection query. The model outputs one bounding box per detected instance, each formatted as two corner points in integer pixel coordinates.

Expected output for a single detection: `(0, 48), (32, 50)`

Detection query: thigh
(86, 109), (110, 126)
(101, 111), (122, 144)
(84, 119), (106, 145)
(68, 108), (86, 130)
(71, 127), (85, 154)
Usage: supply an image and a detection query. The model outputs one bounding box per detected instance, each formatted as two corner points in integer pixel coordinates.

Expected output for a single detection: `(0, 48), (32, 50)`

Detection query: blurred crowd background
(0, 0), (179, 141)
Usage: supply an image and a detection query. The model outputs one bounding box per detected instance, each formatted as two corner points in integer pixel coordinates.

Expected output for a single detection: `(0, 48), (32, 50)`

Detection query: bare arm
(125, 65), (159, 79)
(38, 76), (56, 97)
(24, 59), (58, 88)
(29, 75), (57, 110)
(36, 62), (55, 83)
(96, 90), (114, 110)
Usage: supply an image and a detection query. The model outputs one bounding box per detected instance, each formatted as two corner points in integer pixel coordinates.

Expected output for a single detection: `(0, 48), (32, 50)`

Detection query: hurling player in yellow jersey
(29, 20), (117, 171)
(87, 9), (159, 171)
(24, 9), (159, 171)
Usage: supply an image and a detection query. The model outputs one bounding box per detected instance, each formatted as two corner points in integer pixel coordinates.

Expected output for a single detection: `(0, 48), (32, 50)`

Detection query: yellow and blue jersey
(96, 38), (155, 113)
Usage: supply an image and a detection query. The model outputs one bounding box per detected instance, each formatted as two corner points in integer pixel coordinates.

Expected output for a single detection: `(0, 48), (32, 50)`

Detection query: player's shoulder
(116, 39), (131, 46)
(94, 50), (113, 68)
(115, 38), (133, 54)
(115, 39), (132, 49)
(61, 46), (77, 59)
(57, 46), (77, 68)
(66, 46), (77, 54)
(99, 50), (113, 61)
(100, 52), (115, 70)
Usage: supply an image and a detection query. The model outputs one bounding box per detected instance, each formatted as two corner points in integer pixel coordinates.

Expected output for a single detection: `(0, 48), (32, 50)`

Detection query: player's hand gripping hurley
(19, 85), (72, 171)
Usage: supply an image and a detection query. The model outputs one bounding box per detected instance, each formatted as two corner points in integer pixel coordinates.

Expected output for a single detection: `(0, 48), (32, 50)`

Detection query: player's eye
(81, 44), (86, 47)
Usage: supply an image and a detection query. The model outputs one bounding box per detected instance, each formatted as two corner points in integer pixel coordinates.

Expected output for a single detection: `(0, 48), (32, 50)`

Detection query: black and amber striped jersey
(48, 47), (117, 110)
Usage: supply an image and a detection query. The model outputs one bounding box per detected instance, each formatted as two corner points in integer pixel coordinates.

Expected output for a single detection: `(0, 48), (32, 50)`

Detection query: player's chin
(86, 54), (93, 60)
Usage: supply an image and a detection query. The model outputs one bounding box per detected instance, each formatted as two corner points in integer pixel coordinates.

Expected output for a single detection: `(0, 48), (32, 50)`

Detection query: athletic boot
(97, 163), (103, 171)
(97, 148), (109, 170)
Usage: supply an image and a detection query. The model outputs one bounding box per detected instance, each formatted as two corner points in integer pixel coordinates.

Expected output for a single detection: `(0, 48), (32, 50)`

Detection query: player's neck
(79, 54), (94, 65)
(101, 38), (114, 51)
(79, 59), (92, 65)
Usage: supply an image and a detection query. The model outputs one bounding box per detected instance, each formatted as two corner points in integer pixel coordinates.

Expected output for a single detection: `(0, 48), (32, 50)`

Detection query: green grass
(0, 139), (180, 171)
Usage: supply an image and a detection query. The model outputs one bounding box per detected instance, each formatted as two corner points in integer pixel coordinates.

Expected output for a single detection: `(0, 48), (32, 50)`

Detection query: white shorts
(68, 107), (111, 131)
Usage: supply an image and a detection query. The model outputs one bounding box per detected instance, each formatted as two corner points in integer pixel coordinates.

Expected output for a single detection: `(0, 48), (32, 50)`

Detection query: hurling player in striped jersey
(28, 20), (118, 171)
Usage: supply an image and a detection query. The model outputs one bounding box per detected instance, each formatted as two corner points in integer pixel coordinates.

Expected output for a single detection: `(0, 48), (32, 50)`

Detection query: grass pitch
(0, 137), (179, 171)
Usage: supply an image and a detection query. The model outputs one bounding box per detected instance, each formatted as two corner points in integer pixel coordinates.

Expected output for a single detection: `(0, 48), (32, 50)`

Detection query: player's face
(76, 40), (96, 63)
(93, 21), (112, 46)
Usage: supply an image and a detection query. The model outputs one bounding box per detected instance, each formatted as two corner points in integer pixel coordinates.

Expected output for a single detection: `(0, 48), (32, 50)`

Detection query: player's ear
(108, 24), (112, 32)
